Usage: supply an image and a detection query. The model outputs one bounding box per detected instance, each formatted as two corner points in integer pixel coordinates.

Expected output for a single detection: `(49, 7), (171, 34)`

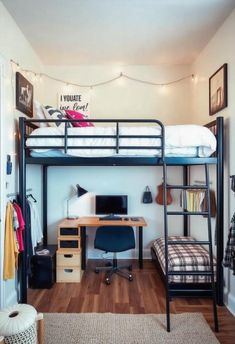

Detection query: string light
(10, 59), (194, 89)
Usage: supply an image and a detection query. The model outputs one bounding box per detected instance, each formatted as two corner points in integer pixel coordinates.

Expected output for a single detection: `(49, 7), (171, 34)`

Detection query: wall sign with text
(58, 93), (90, 117)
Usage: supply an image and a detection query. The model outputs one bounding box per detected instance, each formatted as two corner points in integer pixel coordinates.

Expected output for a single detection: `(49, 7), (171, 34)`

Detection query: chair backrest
(94, 226), (135, 252)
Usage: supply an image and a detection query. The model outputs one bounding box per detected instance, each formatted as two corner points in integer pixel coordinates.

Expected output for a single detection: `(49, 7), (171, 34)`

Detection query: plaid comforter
(223, 214), (235, 268)
(152, 236), (217, 283)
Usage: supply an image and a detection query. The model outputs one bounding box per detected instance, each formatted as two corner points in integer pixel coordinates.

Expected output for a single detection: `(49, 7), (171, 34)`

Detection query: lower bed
(151, 236), (216, 284)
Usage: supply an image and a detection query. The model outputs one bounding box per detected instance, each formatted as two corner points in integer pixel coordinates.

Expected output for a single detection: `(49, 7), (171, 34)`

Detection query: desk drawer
(58, 238), (80, 250)
(59, 227), (80, 237)
(56, 267), (83, 283)
(57, 251), (81, 267)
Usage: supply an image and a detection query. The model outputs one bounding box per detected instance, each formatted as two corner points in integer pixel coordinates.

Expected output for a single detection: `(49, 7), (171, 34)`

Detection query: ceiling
(2, 0), (235, 65)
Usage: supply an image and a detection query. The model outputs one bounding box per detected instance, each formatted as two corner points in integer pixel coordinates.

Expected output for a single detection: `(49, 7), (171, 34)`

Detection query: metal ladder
(162, 162), (219, 332)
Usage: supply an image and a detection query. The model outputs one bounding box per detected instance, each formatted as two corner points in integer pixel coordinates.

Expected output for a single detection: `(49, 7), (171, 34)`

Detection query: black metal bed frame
(18, 116), (224, 331)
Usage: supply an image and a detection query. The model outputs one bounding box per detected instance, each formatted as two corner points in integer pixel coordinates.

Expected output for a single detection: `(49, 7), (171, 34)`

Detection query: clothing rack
(7, 188), (32, 198)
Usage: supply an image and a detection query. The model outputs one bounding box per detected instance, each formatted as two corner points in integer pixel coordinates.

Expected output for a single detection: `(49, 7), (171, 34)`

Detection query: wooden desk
(59, 217), (147, 270)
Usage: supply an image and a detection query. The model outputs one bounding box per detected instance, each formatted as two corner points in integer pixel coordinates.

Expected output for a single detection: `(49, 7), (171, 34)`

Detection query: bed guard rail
(20, 117), (165, 159)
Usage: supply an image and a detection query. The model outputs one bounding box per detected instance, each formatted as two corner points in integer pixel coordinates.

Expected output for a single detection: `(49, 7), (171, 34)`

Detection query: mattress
(26, 125), (216, 158)
(152, 236), (216, 283)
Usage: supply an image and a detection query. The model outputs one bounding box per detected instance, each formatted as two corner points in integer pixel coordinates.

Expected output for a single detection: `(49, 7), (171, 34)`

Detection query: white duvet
(26, 125), (216, 158)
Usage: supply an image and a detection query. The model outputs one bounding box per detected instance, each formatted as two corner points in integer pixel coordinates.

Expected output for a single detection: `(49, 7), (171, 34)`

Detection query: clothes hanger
(26, 194), (37, 203)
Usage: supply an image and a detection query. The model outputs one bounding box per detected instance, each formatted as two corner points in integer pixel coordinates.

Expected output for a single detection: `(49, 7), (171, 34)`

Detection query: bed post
(19, 117), (27, 303)
(216, 116), (224, 305)
(183, 165), (188, 236)
(42, 165), (48, 245)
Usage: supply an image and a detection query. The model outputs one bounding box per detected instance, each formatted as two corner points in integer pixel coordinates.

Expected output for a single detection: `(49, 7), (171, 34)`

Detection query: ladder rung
(167, 211), (208, 216)
(166, 185), (208, 190)
(168, 271), (213, 276)
(167, 240), (210, 245)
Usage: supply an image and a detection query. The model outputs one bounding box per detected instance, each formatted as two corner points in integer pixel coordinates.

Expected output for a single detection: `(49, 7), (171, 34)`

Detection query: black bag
(142, 186), (153, 204)
(231, 175), (235, 192)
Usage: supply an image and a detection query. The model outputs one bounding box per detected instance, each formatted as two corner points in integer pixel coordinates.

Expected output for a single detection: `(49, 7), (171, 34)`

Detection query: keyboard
(99, 217), (122, 221)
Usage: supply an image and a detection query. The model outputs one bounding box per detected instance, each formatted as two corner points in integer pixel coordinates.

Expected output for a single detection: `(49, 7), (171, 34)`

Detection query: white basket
(0, 304), (38, 344)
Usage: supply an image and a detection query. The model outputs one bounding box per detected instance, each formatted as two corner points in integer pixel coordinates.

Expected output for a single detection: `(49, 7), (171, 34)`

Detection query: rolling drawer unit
(56, 219), (83, 283)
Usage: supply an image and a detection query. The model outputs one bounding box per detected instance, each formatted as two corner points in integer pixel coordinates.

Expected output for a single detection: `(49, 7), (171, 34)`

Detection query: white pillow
(43, 105), (71, 128)
(34, 101), (48, 128)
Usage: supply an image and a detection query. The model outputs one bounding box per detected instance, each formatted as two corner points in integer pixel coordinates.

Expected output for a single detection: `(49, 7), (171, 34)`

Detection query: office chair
(94, 226), (135, 285)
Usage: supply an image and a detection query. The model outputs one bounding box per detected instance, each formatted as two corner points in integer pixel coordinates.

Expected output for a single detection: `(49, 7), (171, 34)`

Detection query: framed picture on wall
(16, 72), (33, 117)
(209, 63), (227, 116)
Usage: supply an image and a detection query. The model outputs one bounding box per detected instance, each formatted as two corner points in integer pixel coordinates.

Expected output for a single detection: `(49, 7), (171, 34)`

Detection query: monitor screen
(95, 195), (128, 215)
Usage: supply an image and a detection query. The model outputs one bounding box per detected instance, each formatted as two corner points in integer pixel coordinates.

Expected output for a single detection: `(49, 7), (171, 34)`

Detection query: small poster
(16, 72), (33, 117)
(58, 92), (90, 117)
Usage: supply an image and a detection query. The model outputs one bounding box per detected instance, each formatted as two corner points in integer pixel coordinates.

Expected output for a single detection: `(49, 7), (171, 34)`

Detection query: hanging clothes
(3, 203), (19, 280)
(223, 214), (235, 269)
(25, 200), (33, 274)
(12, 207), (19, 250)
(13, 202), (25, 252)
(28, 199), (43, 254)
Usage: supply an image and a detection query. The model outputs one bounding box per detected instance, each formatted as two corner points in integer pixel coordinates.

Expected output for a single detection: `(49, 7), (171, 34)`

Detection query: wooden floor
(28, 260), (235, 344)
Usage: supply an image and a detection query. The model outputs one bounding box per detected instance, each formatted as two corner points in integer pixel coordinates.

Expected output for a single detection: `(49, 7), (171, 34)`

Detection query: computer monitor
(95, 195), (128, 216)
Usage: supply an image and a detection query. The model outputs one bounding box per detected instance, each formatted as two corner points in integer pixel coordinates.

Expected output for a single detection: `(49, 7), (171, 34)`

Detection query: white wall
(0, 2), (43, 308)
(47, 165), (186, 258)
(191, 9), (235, 315)
(44, 64), (192, 124)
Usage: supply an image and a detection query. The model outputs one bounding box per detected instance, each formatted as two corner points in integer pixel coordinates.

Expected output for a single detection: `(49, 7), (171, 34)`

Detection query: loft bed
(18, 116), (224, 316)
(21, 118), (218, 166)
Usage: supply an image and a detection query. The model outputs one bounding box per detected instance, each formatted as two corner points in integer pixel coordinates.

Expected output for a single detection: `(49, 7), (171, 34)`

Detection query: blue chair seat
(94, 226), (135, 285)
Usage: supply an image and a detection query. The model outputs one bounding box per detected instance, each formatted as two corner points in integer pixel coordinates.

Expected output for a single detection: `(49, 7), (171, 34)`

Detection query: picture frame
(16, 72), (33, 117)
(209, 63), (227, 116)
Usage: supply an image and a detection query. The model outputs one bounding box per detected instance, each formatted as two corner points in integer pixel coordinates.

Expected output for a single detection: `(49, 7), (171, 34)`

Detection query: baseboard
(227, 292), (235, 316)
(88, 248), (151, 260)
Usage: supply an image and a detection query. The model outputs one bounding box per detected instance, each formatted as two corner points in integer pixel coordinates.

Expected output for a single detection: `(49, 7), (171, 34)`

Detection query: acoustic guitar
(155, 182), (173, 205)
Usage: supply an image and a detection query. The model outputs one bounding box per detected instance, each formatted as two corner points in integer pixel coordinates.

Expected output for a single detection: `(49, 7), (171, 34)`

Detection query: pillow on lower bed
(34, 101), (48, 127)
(43, 106), (72, 128)
(65, 110), (94, 127)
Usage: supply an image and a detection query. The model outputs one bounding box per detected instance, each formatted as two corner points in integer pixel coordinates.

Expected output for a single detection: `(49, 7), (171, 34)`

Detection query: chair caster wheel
(128, 274), (133, 281)
(95, 268), (99, 274)
(105, 278), (111, 285)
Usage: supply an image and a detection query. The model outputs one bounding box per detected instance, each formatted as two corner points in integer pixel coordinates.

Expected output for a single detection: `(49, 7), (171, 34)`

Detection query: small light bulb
(159, 84), (168, 95)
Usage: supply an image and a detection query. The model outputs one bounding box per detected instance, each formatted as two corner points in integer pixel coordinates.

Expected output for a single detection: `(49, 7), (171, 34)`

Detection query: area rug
(44, 312), (219, 344)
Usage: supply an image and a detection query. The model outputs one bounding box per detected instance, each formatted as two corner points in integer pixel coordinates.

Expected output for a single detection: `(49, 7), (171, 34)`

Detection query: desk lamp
(66, 184), (88, 219)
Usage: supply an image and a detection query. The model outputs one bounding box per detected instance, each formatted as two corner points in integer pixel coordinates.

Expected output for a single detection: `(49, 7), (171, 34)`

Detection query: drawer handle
(64, 254), (73, 258)
(64, 269), (73, 273)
